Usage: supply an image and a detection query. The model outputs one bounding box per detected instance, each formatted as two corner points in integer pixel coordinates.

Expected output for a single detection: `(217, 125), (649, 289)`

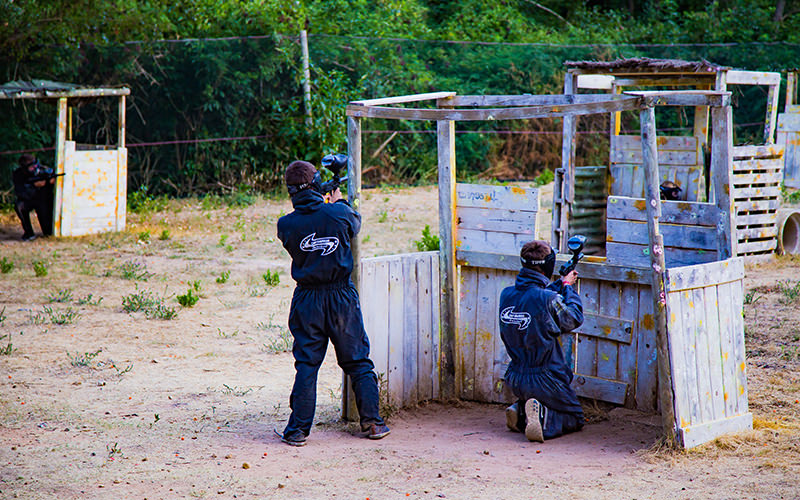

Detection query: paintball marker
(317, 153), (349, 195)
(558, 235), (586, 277)
(29, 172), (65, 184)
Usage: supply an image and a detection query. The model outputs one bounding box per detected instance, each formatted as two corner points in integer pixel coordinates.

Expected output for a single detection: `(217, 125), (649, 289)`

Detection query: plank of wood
(735, 212), (778, 226)
(666, 290), (692, 430)
(607, 219), (718, 251)
(692, 287), (714, 423)
(607, 196), (718, 226)
(458, 267), (478, 401)
(597, 282), (622, 381)
(729, 279), (749, 415)
(735, 239), (777, 253)
(457, 228), (521, 254)
(456, 183), (539, 211)
(473, 269), (497, 402)
(430, 254), (442, 400)
(711, 105), (737, 259)
(576, 279), (600, 377)
(624, 91), (730, 107)
(635, 285), (659, 411)
(387, 258), (405, 406)
(737, 226), (779, 240)
(606, 242), (718, 268)
(350, 91), (457, 107)
(456, 206), (537, 234)
(716, 281), (737, 418)
(732, 171), (782, 185)
(575, 311), (633, 344)
(724, 69), (780, 85)
(448, 93), (633, 107)
(777, 112), (800, 132)
(493, 270), (516, 397)
(733, 185), (781, 198)
(416, 255), (434, 402)
(364, 259), (390, 388)
(679, 412), (753, 449)
(703, 285), (726, 421)
(612, 147), (699, 166)
(613, 134), (698, 151)
(617, 282), (640, 408)
(665, 258), (745, 292)
(731, 144), (784, 160)
(680, 290), (702, 426)
(402, 255), (419, 405)
(571, 374), (628, 404)
(345, 95), (644, 121)
(438, 119), (458, 400)
(0, 87), (130, 99)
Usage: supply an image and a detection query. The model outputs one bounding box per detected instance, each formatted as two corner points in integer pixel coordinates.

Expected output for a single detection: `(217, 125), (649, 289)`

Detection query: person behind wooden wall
(12, 154), (56, 241)
(273, 159), (390, 446)
(498, 240), (585, 442)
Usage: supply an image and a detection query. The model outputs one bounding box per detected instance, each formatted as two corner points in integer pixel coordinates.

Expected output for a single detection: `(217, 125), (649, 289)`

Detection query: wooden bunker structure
(0, 80), (130, 236)
(343, 86), (751, 449)
(560, 58), (783, 261)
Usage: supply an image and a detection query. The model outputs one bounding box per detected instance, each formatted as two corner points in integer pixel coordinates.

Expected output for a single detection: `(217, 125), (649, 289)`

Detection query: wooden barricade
(732, 145), (783, 258)
(606, 196), (719, 267)
(664, 258), (752, 448)
(358, 251), (441, 408)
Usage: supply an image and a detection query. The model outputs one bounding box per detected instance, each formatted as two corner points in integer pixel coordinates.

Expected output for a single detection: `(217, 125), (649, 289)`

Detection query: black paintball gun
(558, 235), (586, 277)
(317, 153), (349, 195)
(29, 172), (65, 184)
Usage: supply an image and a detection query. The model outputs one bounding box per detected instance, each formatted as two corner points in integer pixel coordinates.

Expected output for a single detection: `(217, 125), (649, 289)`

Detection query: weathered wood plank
(430, 256), (441, 400)
(666, 290), (691, 429)
(711, 105), (737, 259)
(416, 255), (434, 401)
(402, 256), (419, 405)
(458, 267), (478, 401)
(681, 290), (702, 426)
(575, 311), (633, 344)
(473, 269), (497, 402)
(735, 212), (778, 226)
(438, 118), (458, 400)
(606, 242), (718, 268)
(724, 70), (780, 86)
(607, 196), (718, 226)
(571, 374), (628, 405)
(734, 198), (781, 212)
(665, 258), (745, 291)
(351, 91), (456, 107)
(635, 286), (659, 411)
(729, 279), (748, 416)
(732, 171), (782, 185)
(597, 282), (621, 381)
(693, 287), (714, 423)
(679, 412), (753, 449)
(737, 226), (779, 240)
(736, 239), (777, 253)
(704, 285), (726, 421)
(607, 219), (718, 251)
(448, 93), (634, 107)
(732, 144), (784, 160)
(455, 183), (539, 211)
(456, 206), (537, 234)
(716, 281), (737, 418)
(612, 148), (698, 166)
(387, 258), (405, 406)
(457, 228), (522, 254)
(493, 270), (516, 399)
(618, 282), (640, 408)
(0, 87), (130, 100)
(624, 91), (730, 107)
(364, 260), (389, 390)
(576, 279), (600, 377)
(733, 185), (782, 198)
(777, 112), (800, 131)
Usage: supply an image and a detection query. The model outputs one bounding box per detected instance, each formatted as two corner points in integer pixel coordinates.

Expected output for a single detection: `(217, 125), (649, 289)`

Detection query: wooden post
(300, 29), (312, 129)
(116, 95), (128, 232)
(437, 118), (458, 401)
(711, 104), (737, 259)
(694, 85), (711, 201)
(787, 72), (797, 109)
(53, 97), (68, 237)
(554, 71), (578, 251)
(765, 82), (780, 144)
(342, 115), (363, 421)
(118, 95), (126, 148)
(640, 103), (676, 445)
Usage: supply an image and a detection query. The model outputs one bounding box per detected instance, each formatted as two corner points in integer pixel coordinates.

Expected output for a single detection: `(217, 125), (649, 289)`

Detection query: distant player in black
(499, 240), (585, 442)
(275, 160), (389, 446)
(12, 154), (55, 241)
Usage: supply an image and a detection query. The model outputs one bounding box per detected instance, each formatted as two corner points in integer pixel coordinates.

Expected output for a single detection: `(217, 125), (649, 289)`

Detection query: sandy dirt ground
(1, 184), (799, 500)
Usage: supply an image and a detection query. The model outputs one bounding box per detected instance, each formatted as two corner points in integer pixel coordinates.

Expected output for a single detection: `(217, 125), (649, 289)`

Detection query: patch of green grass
(216, 270), (231, 284)
(218, 234), (229, 246)
(177, 288), (200, 307)
(158, 229), (171, 241)
(44, 306), (80, 325)
(146, 303), (178, 320)
(137, 230), (151, 244)
(68, 349), (101, 367)
(220, 384), (253, 397)
(377, 210), (388, 223)
(119, 260), (154, 281)
(534, 168), (555, 186)
(0, 306), (5, 326)
(262, 270), (280, 286)
(744, 290), (762, 305)
(0, 257), (14, 273)
(262, 329), (293, 353)
(217, 328), (239, 338)
(0, 333), (15, 356)
(414, 225), (440, 252)
(28, 309), (47, 325)
(32, 260), (48, 277)
(121, 288), (159, 313)
(777, 280), (800, 304)
(44, 288), (73, 303)
(76, 294), (103, 306)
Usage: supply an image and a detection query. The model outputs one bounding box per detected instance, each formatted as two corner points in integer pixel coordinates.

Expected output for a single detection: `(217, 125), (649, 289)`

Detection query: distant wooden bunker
(344, 77), (752, 448)
(0, 81), (129, 236)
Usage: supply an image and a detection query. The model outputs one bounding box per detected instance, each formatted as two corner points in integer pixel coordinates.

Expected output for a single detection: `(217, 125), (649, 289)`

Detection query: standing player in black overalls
(499, 240), (585, 442)
(276, 160), (390, 446)
(12, 154), (55, 241)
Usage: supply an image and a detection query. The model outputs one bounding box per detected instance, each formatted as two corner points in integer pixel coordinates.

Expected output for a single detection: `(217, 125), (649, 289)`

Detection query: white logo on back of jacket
(299, 233), (339, 256)
(500, 306), (531, 330)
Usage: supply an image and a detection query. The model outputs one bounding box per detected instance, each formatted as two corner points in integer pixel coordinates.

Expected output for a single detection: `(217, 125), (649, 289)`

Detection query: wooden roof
(0, 80), (129, 99)
(565, 57), (725, 75)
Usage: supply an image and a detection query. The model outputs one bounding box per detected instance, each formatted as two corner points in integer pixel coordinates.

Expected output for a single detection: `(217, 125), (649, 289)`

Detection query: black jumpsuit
(13, 163), (54, 239)
(499, 267), (585, 439)
(277, 189), (385, 437)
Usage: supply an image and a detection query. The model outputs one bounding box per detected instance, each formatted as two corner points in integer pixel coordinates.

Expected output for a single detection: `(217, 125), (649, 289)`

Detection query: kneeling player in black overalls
(499, 240), (585, 442)
(276, 160), (389, 446)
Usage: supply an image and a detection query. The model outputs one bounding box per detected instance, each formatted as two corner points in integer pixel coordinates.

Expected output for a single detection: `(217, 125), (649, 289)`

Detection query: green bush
(262, 270), (280, 286)
(177, 288), (200, 307)
(414, 225), (440, 252)
(32, 260), (48, 277)
(0, 257), (14, 274)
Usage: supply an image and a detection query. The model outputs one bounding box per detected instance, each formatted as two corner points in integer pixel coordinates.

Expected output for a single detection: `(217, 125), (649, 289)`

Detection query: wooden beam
(437, 118), (458, 401)
(343, 115), (362, 421)
(118, 96), (126, 148)
(557, 72), (578, 252)
(345, 96), (643, 121)
(0, 87), (131, 99)
(787, 72), (796, 109)
(765, 83), (780, 144)
(447, 93), (634, 107)
(711, 105), (737, 259)
(640, 104), (677, 446)
(610, 76), (716, 87)
(53, 97), (68, 237)
(350, 92), (457, 107)
(625, 91), (731, 107)
(724, 70), (781, 86)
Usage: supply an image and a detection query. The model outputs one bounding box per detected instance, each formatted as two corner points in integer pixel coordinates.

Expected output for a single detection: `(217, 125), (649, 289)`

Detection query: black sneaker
(275, 428), (307, 447)
(365, 423), (391, 440)
(22, 233), (36, 242)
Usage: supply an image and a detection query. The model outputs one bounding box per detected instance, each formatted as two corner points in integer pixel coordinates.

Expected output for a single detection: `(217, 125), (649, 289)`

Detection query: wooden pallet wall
(731, 145), (783, 257)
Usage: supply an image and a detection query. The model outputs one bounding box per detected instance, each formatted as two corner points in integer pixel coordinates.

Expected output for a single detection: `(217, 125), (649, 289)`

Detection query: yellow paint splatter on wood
(634, 200), (647, 211)
(511, 186), (525, 195)
(642, 314), (654, 330)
